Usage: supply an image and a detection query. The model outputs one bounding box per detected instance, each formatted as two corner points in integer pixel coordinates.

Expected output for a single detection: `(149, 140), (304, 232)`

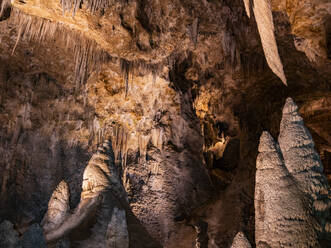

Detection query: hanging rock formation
(230, 232), (251, 248)
(252, 0), (287, 85)
(243, 0), (251, 18)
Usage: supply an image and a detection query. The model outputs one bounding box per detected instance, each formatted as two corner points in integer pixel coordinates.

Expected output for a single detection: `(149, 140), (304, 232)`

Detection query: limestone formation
(43, 140), (129, 247)
(243, 0), (251, 18)
(278, 97), (331, 240)
(255, 131), (320, 247)
(106, 207), (129, 248)
(0, 0), (330, 247)
(230, 232), (251, 248)
(41, 180), (70, 233)
(253, 0), (287, 84)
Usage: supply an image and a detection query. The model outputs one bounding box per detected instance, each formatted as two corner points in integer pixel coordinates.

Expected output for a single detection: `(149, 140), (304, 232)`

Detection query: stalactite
(190, 18), (199, 47)
(253, 0), (287, 85)
(120, 59), (132, 98)
(0, 0), (11, 21)
(138, 134), (150, 163)
(60, 0), (121, 15)
(8, 9), (109, 89)
(243, 0), (250, 18)
(111, 124), (130, 170)
(151, 128), (163, 151)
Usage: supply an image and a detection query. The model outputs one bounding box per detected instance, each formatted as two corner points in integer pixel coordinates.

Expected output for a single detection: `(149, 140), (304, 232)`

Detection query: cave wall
(0, 0), (330, 247)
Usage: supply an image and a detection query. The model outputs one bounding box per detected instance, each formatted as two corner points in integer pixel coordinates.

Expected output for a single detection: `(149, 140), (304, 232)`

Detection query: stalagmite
(255, 131), (320, 247)
(278, 97), (331, 240)
(41, 181), (70, 233)
(253, 0), (287, 85)
(230, 232), (251, 248)
(44, 140), (129, 244)
(243, 0), (250, 18)
(106, 207), (129, 248)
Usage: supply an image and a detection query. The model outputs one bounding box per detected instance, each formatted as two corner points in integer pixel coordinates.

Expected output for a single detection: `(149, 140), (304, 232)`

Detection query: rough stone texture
(255, 131), (320, 247)
(106, 207), (129, 248)
(41, 180), (70, 233)
(20, 223), (46, 248)
(278, 97), (331, 243)
(0, 0), (330, 247)
(0, 220), (20, 248)
(230, 232), (251, 248)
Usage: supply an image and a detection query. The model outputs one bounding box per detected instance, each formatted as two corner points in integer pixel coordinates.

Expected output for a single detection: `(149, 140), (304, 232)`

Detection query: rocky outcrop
(230, 232), (251, 248)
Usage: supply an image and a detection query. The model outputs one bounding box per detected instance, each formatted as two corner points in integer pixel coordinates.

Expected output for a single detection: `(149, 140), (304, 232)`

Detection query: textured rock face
(0, 0), (330, 247)
(0, 220), (20, 248)
(256, 131), (319, 247)
(106, 207), (129, 248)
(20, 223), (47, 248)
(230, 232), (251, 248)
(41, 181), (70, 233)
(278, 98), (331, 242)
(255, 98), (331, 247)
(43, 140), (126, 245)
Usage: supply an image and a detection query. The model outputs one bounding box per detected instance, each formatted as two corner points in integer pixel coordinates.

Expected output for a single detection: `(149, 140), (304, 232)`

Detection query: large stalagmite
(278, 97), (331, 241)
(43, 140), (129, 247)
(255, 131), (320, 247)
(41, 180), (70, 233)
(253, 0), (287, 85)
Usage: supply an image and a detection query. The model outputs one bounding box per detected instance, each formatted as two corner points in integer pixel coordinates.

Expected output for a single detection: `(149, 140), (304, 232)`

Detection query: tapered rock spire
(44, 140), (129, 247)
(41, 180), (70, 233)
(278, 97), (331, 241)
(255, 131), (320, 247)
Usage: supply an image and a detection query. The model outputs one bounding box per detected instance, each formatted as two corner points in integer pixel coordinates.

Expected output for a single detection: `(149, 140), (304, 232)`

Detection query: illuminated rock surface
(0, 0), (330, 247)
